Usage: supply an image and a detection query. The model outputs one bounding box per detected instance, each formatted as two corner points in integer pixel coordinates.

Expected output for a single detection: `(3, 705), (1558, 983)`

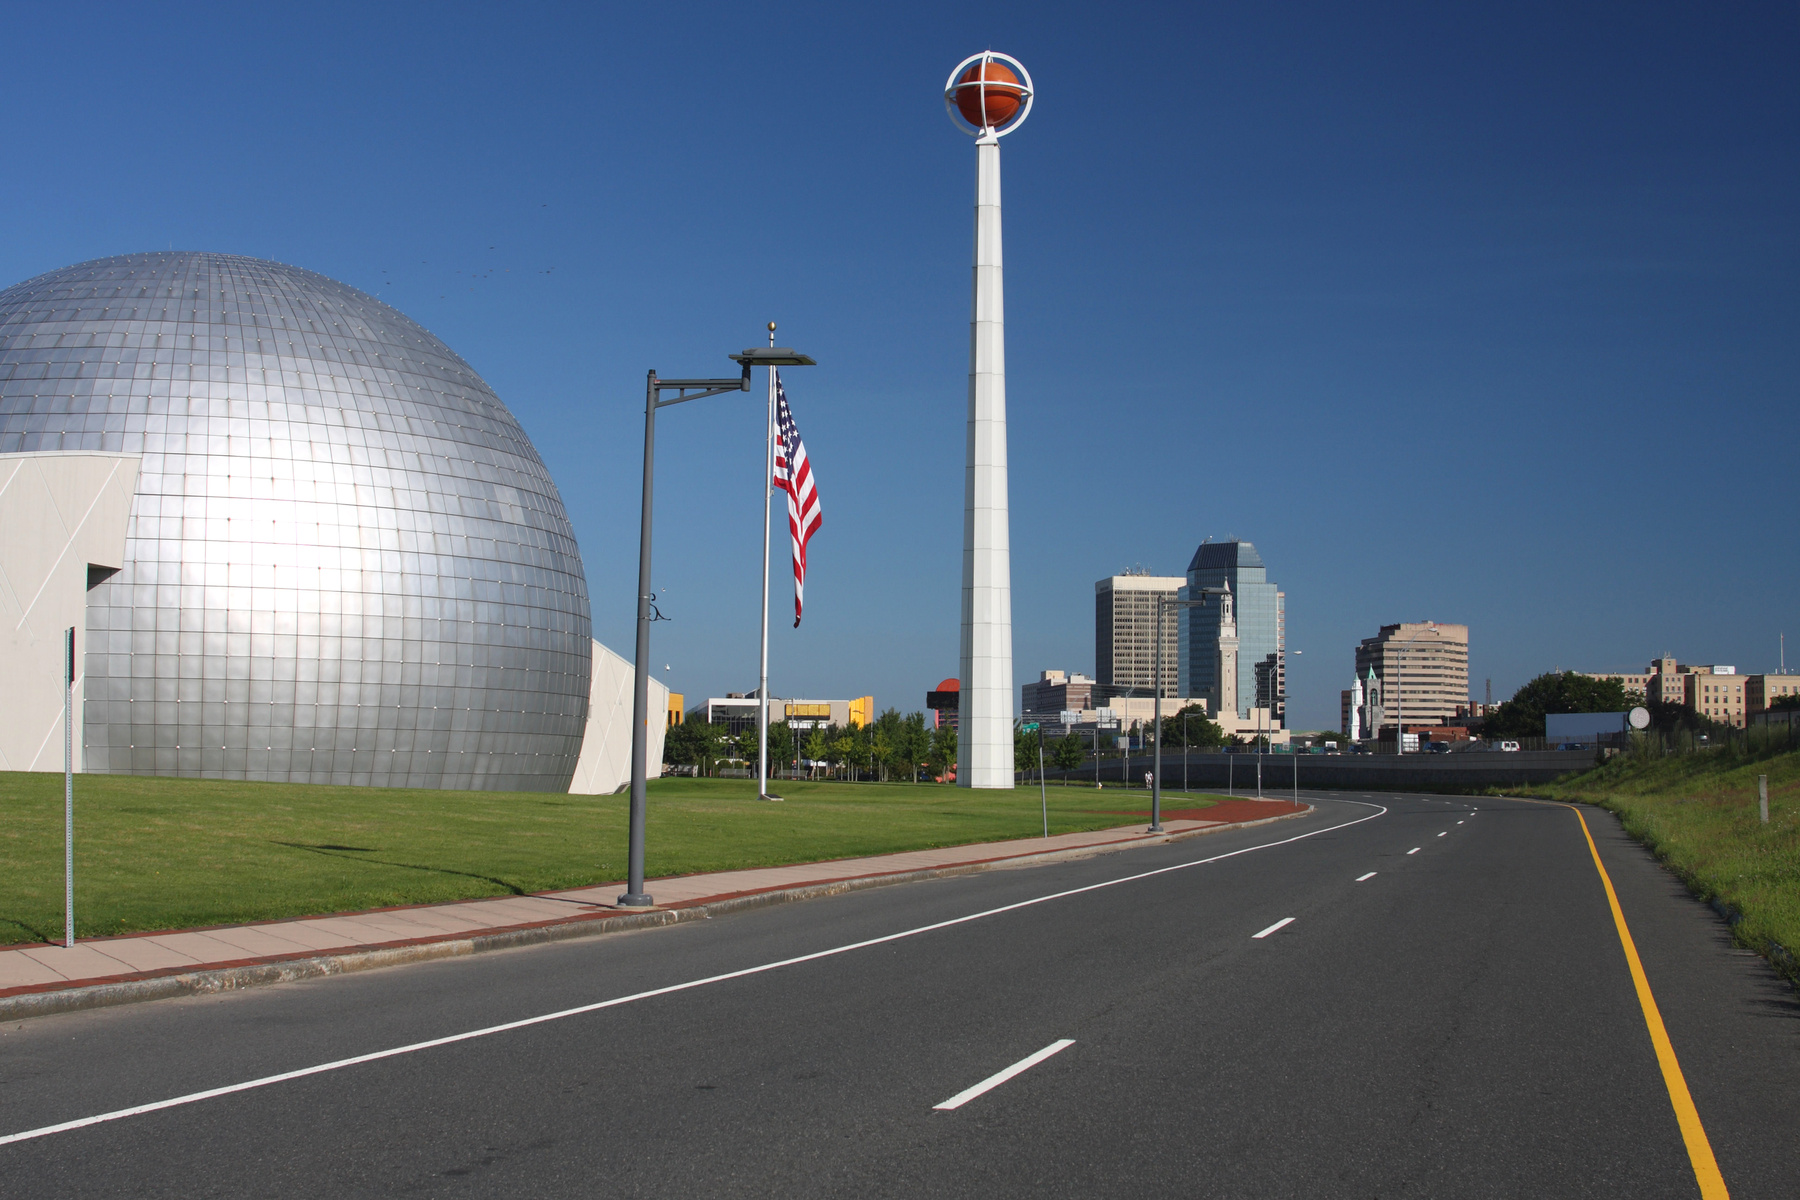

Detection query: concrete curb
(0, 805), (1311, 1023)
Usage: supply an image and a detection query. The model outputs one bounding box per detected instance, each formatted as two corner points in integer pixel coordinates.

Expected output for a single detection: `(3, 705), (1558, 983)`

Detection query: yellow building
(667, 693), (685, 728)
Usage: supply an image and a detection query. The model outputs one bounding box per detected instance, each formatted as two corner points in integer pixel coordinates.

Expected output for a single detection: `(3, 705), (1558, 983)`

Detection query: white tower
(946, 53), (1034, 789)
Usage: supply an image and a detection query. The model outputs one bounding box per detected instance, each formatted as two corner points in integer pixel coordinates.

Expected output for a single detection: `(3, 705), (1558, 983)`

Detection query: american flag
(772, 375), (821, 627)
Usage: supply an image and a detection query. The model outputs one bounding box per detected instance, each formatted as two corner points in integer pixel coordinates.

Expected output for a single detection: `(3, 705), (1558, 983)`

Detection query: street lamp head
(730, 347), (816, 368)
(944, 51), (1034, 139)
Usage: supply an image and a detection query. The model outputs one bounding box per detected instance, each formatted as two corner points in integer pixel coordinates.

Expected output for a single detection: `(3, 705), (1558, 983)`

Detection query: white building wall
(0, 453), (139, 772)
(568, 639), (669, 795)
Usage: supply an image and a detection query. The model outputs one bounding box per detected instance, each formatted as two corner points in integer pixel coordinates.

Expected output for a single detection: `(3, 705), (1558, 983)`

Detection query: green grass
(1537, 746), (1800, 979)
(0, 772), (1218, 945)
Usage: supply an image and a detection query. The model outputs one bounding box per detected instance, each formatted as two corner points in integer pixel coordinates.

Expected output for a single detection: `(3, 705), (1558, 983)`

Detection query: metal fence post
(1759, 774), (1770, 825)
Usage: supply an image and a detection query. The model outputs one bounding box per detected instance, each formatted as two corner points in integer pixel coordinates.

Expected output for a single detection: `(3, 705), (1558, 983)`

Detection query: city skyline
(0, 4), (1791, 733)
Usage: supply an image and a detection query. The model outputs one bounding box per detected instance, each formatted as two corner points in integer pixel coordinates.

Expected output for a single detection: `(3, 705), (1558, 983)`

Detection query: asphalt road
(1, 792), (1795, 1198)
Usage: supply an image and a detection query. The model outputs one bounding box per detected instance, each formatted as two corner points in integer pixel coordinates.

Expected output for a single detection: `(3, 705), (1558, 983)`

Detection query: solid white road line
(1253, 917), (1296, 939)
(933, 1040), (1075, 1111)
(1407, 847), (1421, 855)
(1356, 872), (1377, 882)
(0, 800), (1391, 1149)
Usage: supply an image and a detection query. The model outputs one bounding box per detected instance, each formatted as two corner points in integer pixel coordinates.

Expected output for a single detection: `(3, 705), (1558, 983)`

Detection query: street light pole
(621, 350), (813, 908)
(621, 370), (665, 908)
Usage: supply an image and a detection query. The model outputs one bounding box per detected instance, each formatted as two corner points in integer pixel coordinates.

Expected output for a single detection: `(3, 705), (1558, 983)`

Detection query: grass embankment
(1537, 747), (1800, 979)
(0, 772), (1217, 945)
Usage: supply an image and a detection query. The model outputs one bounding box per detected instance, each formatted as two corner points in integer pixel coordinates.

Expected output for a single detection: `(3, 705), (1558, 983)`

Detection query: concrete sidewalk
(0, 801), (1307, 1020)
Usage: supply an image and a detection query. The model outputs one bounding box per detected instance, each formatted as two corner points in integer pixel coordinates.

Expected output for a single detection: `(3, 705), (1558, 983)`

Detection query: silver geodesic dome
(0, 252), (591, 790)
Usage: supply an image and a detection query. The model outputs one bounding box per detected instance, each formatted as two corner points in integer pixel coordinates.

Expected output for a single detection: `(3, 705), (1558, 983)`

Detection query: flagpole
(757, 323), (777, 800)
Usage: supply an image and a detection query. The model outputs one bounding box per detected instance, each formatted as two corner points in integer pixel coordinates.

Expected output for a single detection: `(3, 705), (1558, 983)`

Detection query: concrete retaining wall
(1046, 749), (1596, 792)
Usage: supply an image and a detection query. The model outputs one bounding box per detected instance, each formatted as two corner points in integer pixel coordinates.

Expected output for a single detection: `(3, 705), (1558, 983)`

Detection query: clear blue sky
(2, 2), (1794, 730)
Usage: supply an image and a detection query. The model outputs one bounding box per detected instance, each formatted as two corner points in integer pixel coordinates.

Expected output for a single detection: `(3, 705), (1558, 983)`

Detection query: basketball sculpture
(944, 51), (1034, 138)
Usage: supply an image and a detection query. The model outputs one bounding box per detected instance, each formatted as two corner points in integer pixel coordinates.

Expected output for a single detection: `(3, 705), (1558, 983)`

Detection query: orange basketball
(956, 61), (1024, 129)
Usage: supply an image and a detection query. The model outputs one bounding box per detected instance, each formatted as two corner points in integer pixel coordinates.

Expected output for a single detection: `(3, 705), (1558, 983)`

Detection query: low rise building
(1022, 670), (1096, 716)
(694, 693), (873, 734)
(1749, 674), (1800, 716)
(1578, 658), (1800, 728)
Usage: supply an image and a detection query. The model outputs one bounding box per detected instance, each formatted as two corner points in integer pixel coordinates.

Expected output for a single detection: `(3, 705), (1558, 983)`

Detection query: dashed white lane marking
(1356, 872), (1377, 882)
(1437, 832), (1447, 837)
(934, 1039), (1075, 1111)
(1407, 847), (1421, 855)
(1253, 917), (1297, 939)
(1457, 821), (1464, 825)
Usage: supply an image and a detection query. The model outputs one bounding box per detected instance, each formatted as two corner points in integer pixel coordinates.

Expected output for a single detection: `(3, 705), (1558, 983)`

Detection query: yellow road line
(1567, 803), (1729, 1199)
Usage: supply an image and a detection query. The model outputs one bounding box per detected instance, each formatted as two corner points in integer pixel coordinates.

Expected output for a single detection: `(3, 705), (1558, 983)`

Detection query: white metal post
(64, 625), (74, 948)
(1038, 727), (1047, 837)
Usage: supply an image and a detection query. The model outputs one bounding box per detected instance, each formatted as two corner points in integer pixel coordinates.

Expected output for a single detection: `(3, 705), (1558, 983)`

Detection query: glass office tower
(1179, 540), (1283, 720)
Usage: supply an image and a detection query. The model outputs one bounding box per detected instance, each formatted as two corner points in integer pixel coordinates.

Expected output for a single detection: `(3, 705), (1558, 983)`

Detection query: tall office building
(1353, 622), (1469, 733)
(1179, 541), (1283, 720)
(1095, 573), (1183, 700)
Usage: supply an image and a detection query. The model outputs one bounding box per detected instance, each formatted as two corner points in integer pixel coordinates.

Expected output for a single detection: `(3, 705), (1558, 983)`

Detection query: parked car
(1426, 741), (1452, 754)
(1497, 740), (1521, 752)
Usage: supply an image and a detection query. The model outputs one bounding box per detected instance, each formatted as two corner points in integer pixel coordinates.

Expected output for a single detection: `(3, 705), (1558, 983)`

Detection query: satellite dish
(1629, 706), (1651, 730)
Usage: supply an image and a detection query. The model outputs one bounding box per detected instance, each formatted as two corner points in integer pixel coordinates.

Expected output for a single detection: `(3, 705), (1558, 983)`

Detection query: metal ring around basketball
(943, 51), (1034, 138)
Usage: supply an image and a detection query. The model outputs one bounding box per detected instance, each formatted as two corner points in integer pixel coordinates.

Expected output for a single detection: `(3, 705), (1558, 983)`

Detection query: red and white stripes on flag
(772, 376), (821, 627)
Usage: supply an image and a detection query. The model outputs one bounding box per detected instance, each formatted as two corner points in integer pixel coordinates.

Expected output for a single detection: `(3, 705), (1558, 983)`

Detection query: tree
(767, 720), (795, 772)
(1483, 672), (1642, 739)
(1641, 699), (1731, 737)
(1159, 703), (1225, 748)
(1052, 733), (1087, 772)
(892, 712), (931, 782)
(1773, 693), (1800, 711)
(733, 726), (759, 764)
(1015, 724), (1040, 777)
(928, 724), (957, 780)
(663, 719), (730, 776)
(802, 727), (829, 778)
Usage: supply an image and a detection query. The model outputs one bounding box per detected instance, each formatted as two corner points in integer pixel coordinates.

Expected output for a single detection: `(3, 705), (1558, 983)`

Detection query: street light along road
(621, 347), (814, 909)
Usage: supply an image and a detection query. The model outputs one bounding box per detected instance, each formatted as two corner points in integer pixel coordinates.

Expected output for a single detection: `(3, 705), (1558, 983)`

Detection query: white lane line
(1356, 872), (1377, 882)
(1457, 821), (1464, 825)
(0, 801), (1390, 1149)
(1253, 917), (1296, 939)
(933, 1039), (1075, 1111)
(1437, 832), (1447, 837)
(1407, 847), (1421, 855)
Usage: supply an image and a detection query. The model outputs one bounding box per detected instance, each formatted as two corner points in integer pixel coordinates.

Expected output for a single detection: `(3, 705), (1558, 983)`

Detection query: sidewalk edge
(0, 805), (1309, 1023)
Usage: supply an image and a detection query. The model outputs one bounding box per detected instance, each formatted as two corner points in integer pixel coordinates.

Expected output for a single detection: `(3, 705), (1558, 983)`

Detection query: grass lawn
(1537, 746), (1800, 981)
(0, 772), (1217, 945)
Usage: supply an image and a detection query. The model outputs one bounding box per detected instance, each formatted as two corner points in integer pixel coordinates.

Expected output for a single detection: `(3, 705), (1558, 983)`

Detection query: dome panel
(0, 252), (591, 791)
